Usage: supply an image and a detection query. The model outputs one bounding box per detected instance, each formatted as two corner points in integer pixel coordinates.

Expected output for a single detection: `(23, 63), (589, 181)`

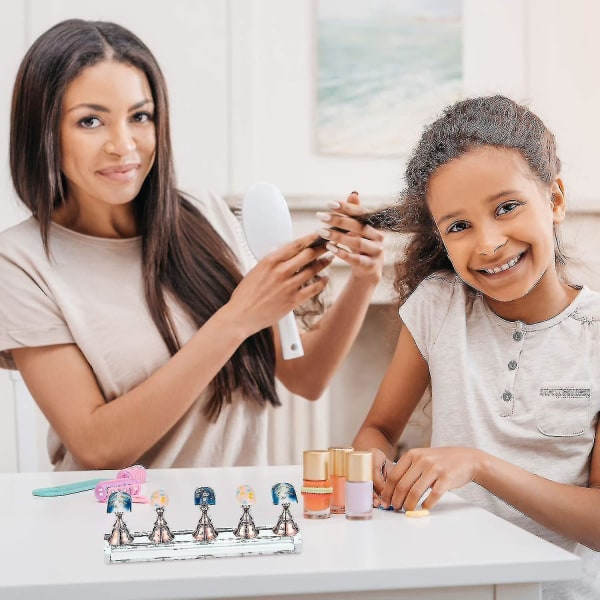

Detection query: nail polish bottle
(301, 450), (333, 519)
(345, 451), (373, 520)
(328, 446), (353, 514)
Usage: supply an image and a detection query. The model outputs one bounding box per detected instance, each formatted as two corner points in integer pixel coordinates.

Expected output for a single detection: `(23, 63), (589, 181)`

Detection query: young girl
(349, 95), (600, 599)
(0, 19), (384, 471)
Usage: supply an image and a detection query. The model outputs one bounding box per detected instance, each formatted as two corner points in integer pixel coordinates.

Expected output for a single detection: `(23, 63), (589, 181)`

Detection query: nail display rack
(104, 526), (302, 563)
(103, 482), (301, 564)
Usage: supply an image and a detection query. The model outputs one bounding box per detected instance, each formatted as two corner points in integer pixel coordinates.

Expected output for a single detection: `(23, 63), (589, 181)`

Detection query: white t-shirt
(0, 191), (269, 469)
(399, 271), (600, 600)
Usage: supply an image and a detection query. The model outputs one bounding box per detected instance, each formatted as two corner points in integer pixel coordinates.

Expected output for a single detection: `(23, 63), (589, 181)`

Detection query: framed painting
(316, 0), (463, 158)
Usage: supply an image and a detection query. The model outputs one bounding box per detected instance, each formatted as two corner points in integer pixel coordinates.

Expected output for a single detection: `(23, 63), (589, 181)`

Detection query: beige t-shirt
(0, 191), (269, 470)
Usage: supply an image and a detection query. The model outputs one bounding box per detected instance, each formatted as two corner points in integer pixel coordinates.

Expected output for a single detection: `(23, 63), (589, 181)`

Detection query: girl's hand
(370, 447), (392, 508)
(317, 192), (384, 285)
(380, 447), (484, 511)
(226, 232), (331, 338)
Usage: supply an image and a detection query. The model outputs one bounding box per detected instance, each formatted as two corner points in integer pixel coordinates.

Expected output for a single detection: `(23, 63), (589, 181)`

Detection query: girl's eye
(496, 200), (522, 216)
(132, 111), (153, 124)
(447, 221), (469, 234)
(78, 116), (102, 129)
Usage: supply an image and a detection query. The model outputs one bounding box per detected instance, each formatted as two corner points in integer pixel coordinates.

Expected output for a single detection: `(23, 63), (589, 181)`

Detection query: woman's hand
(317, 192), (384, 285)
(226, 232), (331, 338)
(380, 447), (484, 511)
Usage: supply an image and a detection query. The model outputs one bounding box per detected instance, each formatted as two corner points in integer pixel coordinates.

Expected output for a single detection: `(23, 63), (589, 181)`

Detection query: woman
(0, 19), (384, 470)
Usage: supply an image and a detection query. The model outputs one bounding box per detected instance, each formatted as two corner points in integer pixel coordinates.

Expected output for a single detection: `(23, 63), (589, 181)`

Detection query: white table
(0, 465), (581, 600)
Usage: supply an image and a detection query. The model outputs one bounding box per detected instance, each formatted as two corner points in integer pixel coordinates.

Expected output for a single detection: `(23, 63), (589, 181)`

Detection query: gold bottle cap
(328, 446), (354, 476)
(346, 451), (373, 482)
(303, 450), (329, 480)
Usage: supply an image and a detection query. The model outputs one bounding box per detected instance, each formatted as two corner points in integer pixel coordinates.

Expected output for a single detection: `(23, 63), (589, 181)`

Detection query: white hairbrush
(241, 182), (304, 360)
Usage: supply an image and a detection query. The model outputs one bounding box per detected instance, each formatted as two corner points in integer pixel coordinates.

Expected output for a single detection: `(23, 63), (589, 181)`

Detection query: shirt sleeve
(398, 271), (458, 363)
(0, 254), (73, 369)
(190, 190), (257, 274)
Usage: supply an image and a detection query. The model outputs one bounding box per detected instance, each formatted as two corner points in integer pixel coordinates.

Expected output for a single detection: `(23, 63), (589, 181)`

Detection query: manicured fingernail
(326, 201), (341, 209)
(322, 251), (334, 261)
(350, 190), (359, 195)
(317, 228), (331, 239)
(316, 211), (331, 222)
(326, 243), (339, 254)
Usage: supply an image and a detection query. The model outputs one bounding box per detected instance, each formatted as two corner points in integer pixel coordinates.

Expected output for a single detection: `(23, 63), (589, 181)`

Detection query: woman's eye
(132, 111), (152, 123)
(496, 201), (522, 216)
(447, 221), (469, 234)
(78, 116), (102, 129)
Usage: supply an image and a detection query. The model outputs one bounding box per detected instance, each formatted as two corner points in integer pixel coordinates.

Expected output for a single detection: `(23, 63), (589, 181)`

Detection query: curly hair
(362, 95), (568, 306)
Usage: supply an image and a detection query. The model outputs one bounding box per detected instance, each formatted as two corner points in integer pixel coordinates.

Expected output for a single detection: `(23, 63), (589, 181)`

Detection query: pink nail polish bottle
(345, 451), (373, 520)
(301, 450), (333, 519)
(329, 446), (353, 514)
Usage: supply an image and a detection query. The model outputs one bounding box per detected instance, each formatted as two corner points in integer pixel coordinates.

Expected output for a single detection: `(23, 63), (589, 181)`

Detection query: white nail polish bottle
(345, 451), (373, 520)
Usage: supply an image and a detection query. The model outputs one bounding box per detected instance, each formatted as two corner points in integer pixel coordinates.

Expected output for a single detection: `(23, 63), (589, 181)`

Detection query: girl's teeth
(485, 255), (520, 274)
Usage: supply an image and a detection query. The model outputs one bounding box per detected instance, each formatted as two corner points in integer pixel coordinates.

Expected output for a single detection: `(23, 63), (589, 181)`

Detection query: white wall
(2, 0), (600, 471)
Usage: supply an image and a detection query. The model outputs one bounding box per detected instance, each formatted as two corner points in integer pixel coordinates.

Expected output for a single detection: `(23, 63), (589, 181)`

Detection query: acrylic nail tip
(194, 486), (216, 506)
(272, 482), (298, 505)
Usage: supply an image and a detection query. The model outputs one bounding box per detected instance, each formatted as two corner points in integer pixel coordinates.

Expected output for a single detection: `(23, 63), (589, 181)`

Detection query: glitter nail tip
(150, 490), (169, 509)
(236, 484), (256, 506)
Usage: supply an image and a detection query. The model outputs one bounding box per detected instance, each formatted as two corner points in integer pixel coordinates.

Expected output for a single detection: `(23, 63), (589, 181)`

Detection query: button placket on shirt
(499, 322), (524, 417)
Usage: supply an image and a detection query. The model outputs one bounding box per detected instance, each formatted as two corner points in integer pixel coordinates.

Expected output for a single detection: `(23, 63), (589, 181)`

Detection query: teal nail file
(32, 478), (107, 497)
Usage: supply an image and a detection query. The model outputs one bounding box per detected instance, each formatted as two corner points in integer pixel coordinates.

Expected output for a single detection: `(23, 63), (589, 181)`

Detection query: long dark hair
(363, 95), (568, 306)
(10, 19), (278, 420)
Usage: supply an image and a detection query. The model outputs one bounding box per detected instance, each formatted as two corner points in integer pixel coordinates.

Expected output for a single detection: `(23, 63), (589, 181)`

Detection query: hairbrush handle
(94, 478), (142, 502)
(278, 312), (304, 360)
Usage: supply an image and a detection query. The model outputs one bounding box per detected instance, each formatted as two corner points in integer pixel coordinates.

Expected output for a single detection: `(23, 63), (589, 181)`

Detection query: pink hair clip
(95, 464), (148, 503)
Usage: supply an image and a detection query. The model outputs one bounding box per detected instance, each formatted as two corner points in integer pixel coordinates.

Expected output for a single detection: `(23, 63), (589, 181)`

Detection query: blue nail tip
(107, 491), (132, 513)
(271, 482), (298, 505)
(194, 487), (216, 506)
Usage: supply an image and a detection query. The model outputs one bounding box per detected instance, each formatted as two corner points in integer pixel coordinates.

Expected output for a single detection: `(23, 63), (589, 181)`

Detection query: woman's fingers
(346, 191), (360, 205)
(289, 254), (333, 288)
(325, 244), (381, 273)
(314, 193), (385, 283)
(320, 229), (383, 256)
(267, 232), (327, 264)
(317, 219), (382, 246)
(292, 275), (329, 306)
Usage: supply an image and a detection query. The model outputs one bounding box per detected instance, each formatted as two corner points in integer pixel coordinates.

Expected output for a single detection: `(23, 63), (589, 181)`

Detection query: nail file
(32, 478), (107, 497)
(241, 182), (304, 360)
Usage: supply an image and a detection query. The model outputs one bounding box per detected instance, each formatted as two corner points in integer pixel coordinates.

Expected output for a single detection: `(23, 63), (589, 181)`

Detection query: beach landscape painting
(316, 0), (462, 157)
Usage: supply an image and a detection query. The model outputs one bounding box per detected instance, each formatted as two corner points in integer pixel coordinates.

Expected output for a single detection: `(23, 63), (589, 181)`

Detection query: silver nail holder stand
(104, 484), (302, 564)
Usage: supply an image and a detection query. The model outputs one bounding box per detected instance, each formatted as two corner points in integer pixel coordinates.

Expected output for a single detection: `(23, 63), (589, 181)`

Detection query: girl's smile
(477, 250), (525, 276)
(427, 146), (576, 323)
